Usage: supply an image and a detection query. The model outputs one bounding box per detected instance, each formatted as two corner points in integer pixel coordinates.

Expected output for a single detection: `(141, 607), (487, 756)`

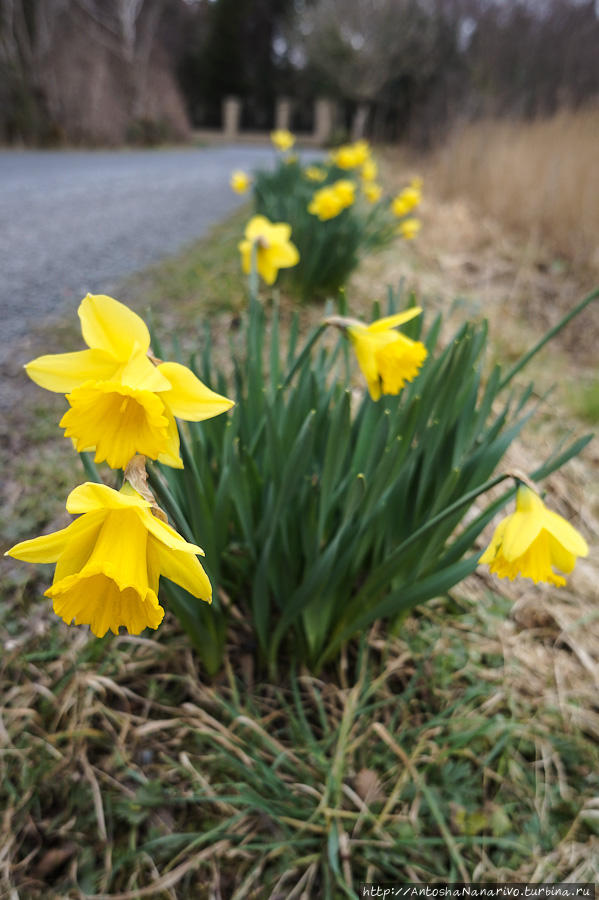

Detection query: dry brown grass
(426, 108), (599, 274)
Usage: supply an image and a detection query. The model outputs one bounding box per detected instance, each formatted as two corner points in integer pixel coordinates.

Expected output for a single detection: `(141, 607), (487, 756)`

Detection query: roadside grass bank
(1, 176), (598, 895)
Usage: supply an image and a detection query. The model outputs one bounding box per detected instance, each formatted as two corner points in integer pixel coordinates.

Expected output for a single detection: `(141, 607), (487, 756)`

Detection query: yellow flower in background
(361, 158), (378, 182)
(285, 154), (299, 165)
(5, 482), (212, 637)
(308, 179), (355, 221)
(327, 308), (427, 401)
(332, 179), (356, 207)
(230, 170), (251, 194)
(392, 186), (421, 218)
(308, 186), (345, 221)
(330, 140), (371, 169)
(238, 214), (299, 285)
(25, 294), (234, 470)
(363, 182), (382, 204)
(398, 217), (421, 240)
(480, 485), (588, 587)
(305, 166), (326, 182)
(271, 129), (295, 151)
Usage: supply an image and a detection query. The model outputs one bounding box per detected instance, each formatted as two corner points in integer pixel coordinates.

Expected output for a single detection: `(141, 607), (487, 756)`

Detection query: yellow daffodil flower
(398, 217), (421, 240)
(327, 308), (427, 401)
(6, 482), (211, 637)
(361, 158), (378, 182)
(332, 179), (356, 207)
(305, 166), (326, 182)
(308, 186), (345, 221)
(271, 129), (295, 152)
(392, 186), (421, 218)
(363, 182), (382, 204)
(308, 180), (356, 221)
(25, 294), (234, 470)
(329, 140), (371, 169)
(238, 215), (299, 285)
(480, 485), (588, 587)
(230, 170), (251, 194)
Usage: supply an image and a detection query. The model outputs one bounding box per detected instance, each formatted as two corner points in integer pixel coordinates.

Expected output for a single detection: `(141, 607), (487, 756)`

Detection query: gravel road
(0, 145), (285, 356)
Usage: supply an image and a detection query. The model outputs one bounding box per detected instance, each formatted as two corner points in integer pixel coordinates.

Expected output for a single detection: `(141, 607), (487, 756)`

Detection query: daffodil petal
(25, 349), (118, 393)
(158, 362), (234, 421)
(547, 533), (577, 575)
(268, 242), (300, 268)
(66, 482), (149, 515)
(79, 293), (150, 360)
(238, 240), (252, 274)
(5, 523), (77, 563)
(348, 327), (381, 400)
(501, 510), (543, 560)
(245, 216), (271, 241)
(53, 512), (105, 582)
(150, 540), (212, 601)
(368, 308), (422, 333)
(542, 510), (589, 557)
(143, 511), (204, 554)
(118, 353), (172, 392)
(479, 517), (509, 565)
(156, 408), (183, 469)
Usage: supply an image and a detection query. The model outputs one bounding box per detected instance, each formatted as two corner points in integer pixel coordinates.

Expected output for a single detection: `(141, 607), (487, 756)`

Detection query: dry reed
(428, 108), (599, 272)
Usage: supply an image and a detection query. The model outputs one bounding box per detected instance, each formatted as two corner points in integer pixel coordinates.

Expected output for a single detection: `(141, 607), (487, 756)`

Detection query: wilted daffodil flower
(25, 294), (234, 470)
(398, 217), (421, 240)
(480, 484), (588, 586)
(239, 215), (299, 285)
(5, 481), (211, 637)
(230, 170), (251, 194)
(271, 129), (295, 152)
(327, 308), (428, 401)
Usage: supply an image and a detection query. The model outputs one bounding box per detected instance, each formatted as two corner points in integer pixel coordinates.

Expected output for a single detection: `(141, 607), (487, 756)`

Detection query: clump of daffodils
(8, 294), (234, 637)
(242, 133), (425, 297)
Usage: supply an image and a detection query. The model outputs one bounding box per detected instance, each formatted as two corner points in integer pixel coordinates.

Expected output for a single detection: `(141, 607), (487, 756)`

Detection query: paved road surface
(0, 145), (286, 354)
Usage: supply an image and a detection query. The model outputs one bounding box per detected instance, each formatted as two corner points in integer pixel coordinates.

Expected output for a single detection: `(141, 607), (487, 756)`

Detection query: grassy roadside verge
(1, 197), (598, 897)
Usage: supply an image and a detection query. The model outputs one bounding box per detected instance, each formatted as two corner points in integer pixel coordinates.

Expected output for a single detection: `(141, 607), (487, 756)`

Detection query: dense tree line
(1, 0), (598, 145)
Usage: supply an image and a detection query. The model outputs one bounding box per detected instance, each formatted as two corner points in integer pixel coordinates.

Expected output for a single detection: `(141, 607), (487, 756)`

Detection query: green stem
(249, 240), (260, 307)
(499, 286), (599, 390)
